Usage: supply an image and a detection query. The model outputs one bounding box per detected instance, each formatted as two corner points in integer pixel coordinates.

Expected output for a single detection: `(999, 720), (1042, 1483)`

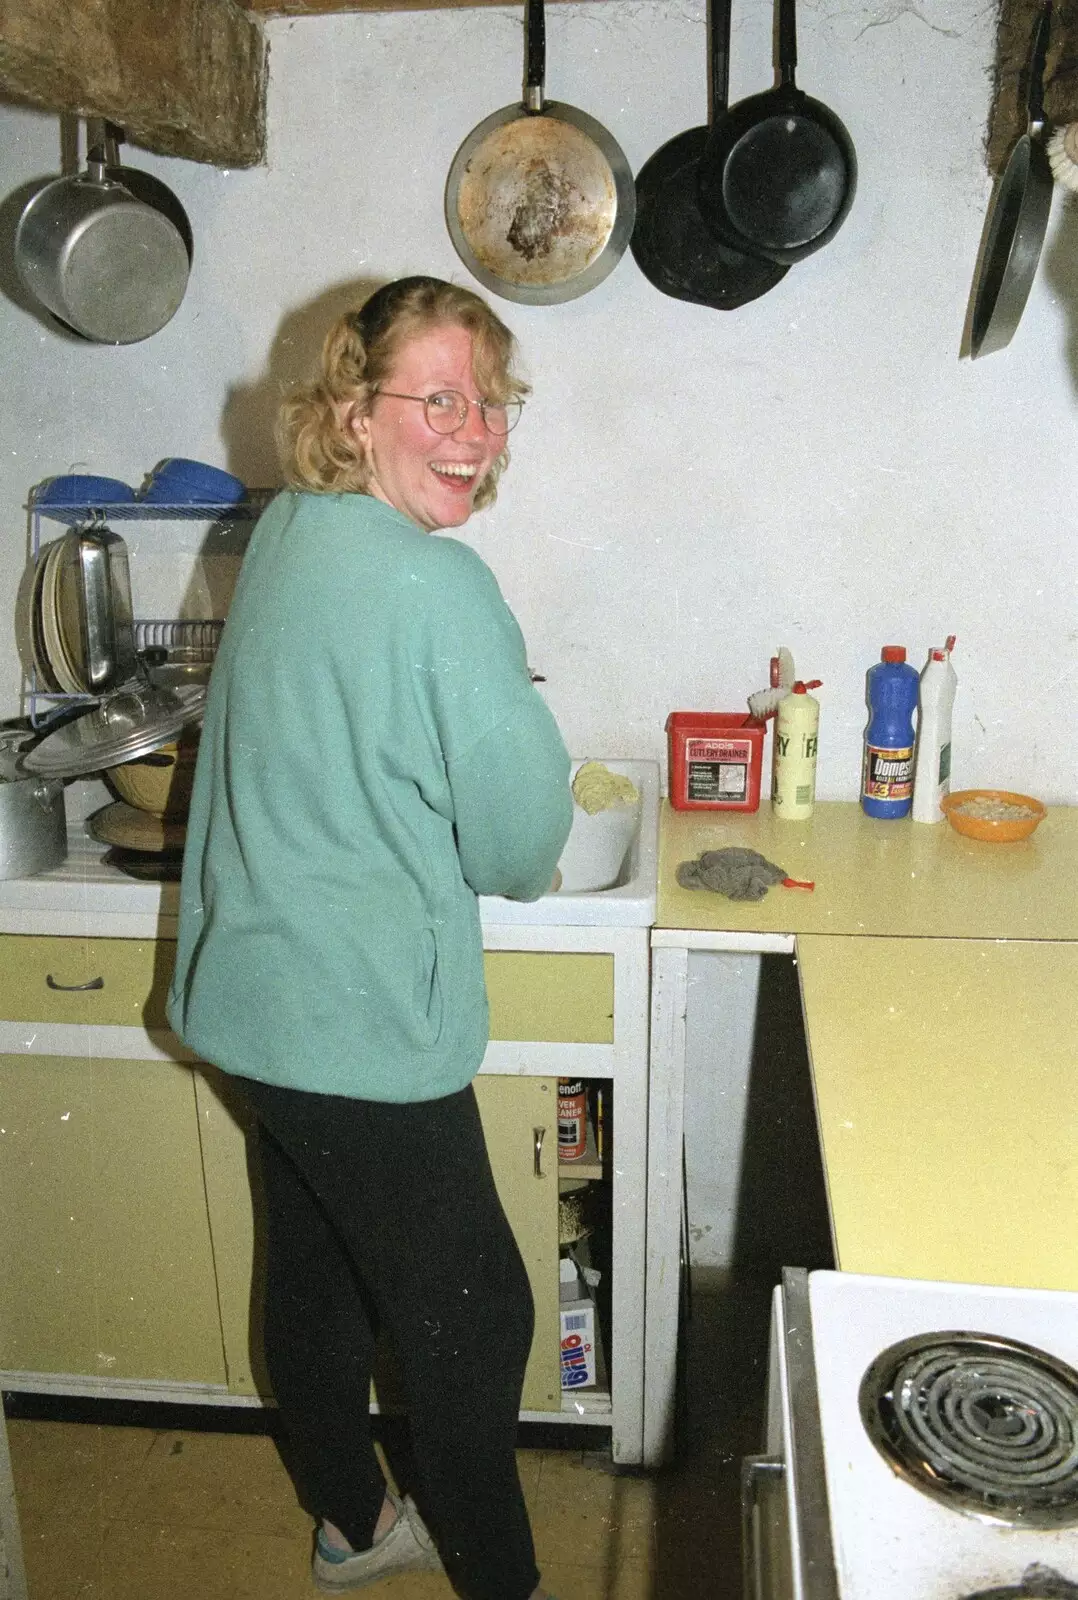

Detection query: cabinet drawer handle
(46, 973), (104, 991)
(534, 1125), (546, 1178)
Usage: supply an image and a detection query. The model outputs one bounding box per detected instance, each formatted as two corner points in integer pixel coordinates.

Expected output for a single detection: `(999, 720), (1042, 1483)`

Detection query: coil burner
(858, 1332), (1078, 1527)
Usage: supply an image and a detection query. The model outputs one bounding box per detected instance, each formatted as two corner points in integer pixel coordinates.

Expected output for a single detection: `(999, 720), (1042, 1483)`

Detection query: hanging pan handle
(709, 0), (732, 118)
(85, 117), (119, 168)
(1026, 1), (1051, 135)
(523, 0), (545, 113)
(778, 0), (798, 88)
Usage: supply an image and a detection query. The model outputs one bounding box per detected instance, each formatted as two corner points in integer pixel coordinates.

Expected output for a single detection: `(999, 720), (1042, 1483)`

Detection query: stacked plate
(32, 530), (135, 696)
(32, 534), (84, 693)
(87, 800), (186, 880)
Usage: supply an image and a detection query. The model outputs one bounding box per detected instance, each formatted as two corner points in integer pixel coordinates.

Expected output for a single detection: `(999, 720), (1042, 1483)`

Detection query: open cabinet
(0, 919), (651, 1462)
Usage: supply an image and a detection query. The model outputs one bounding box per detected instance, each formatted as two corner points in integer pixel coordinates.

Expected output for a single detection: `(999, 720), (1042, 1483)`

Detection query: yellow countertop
(797, 936), (1078, 1292)
(655, 800), (1078, 1292)
(657, 800), (1078, 941)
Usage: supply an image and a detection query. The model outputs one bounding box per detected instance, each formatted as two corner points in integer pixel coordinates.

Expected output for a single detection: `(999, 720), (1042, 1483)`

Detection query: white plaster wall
(0, 0), (1076, 800)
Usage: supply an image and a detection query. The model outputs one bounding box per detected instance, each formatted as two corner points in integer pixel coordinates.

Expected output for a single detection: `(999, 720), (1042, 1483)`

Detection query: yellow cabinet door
(485, 952), (614, 1043)
(0, 938), (614, 1043)
(0, 935), (172, 1029)
(474, 1075), (561, 1412)
(0, 1054), (226, 1386)
(195, 1070), (561, 1411)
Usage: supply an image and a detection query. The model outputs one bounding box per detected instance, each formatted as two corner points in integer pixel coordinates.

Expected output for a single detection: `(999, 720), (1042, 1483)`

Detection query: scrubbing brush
(748, 646), (796, 721)
(1048, 122), (1078, 193)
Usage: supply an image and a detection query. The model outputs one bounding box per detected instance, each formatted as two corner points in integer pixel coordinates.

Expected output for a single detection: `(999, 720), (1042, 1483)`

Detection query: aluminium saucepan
(14, 121), (189, 344)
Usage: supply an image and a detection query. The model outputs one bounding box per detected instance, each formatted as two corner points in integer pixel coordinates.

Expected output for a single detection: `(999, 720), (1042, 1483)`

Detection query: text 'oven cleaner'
(557, 1080), (587, 1160)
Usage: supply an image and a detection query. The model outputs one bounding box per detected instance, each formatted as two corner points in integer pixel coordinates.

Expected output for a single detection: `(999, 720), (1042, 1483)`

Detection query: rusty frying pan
(445, 0), (635, 304)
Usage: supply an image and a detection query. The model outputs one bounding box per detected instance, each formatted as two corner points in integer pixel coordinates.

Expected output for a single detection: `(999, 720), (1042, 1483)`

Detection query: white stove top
(807, 1271), (1078, 1600)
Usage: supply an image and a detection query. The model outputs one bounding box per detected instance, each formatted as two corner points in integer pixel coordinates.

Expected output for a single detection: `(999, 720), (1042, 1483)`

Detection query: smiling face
(350, 323), (503, 533)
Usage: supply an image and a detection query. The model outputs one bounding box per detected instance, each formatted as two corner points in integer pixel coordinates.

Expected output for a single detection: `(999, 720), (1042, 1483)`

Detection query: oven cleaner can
(558, 1080), (588, 1161)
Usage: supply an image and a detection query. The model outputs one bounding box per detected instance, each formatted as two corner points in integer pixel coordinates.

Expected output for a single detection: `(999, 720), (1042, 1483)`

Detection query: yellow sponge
(571, 761), (639, 816)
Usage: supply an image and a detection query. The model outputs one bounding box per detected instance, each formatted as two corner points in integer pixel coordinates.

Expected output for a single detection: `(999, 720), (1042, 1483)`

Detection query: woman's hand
(550, 868), (562, 893)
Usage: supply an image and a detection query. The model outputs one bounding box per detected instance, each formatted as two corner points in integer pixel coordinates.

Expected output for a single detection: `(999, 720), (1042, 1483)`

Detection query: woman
(167, 276), (572, 1600)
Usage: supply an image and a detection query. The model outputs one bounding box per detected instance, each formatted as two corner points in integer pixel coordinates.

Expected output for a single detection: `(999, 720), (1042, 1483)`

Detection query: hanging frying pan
(445, 0), (635, 305)
(969, 3), (1053, 360)
(630, 0), (788, 308)
(696, 0), (856, 266)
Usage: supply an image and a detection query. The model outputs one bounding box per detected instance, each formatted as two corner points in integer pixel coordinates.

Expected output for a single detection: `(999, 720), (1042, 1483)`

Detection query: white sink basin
(0, 762), (659, 937)
(479, 759), (659, 928)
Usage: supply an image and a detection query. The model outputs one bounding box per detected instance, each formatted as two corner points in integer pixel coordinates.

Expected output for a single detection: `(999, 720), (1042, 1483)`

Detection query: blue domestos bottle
(861, 646), (919, 818)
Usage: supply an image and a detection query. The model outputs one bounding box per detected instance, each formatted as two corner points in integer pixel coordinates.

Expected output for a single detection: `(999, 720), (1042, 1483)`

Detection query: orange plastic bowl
(941, 789), (1046, 843)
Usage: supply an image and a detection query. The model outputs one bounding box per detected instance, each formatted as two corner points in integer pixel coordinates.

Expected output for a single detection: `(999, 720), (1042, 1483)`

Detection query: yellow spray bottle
(772, 680), (822, 821)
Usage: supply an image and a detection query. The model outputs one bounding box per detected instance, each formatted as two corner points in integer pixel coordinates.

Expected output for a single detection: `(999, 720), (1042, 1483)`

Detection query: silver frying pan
(445, 0), (635, 305)
(969, 3), (1053, 360)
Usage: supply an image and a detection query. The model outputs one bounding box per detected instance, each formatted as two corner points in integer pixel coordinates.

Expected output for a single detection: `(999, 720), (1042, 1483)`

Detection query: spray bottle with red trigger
(912, 636), (957, 824)
(772, 680), (822, 821)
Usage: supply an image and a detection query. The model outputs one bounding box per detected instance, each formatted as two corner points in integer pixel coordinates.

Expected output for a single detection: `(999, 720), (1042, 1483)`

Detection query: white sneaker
(312, 1490), (440, 1593)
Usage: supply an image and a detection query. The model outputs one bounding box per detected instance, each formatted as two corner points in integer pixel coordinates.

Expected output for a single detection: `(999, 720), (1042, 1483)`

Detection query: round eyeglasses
(375, 389), (523, 436)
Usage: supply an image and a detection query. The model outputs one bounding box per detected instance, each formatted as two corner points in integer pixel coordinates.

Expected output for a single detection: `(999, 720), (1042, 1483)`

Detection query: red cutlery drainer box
(666, 712), (765, 812)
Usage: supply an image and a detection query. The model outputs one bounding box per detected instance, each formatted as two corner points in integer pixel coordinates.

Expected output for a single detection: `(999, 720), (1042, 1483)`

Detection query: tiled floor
(4, 1277), (774, 1600)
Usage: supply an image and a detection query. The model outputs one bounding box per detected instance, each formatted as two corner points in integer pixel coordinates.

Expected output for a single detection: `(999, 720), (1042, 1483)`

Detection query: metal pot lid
(0, 736), (25, 783)
(0, 724), (45, 783)
(21, 682), (206, 780)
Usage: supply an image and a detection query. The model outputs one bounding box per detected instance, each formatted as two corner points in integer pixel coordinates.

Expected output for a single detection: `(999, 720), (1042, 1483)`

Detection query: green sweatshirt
(166, 491), (572, 1102)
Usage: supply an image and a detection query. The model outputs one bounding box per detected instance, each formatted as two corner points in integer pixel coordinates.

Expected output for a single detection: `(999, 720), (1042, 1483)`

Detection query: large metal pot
(0, 681), (205, 882)
(0, 732), (66, 880)
(14, 129), (189, 344)
(95, 120), (194, 268)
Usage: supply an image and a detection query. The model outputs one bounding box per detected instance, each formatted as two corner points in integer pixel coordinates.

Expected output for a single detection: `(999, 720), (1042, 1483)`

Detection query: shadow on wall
(731, 954), (834, 1279)
(1042, 196), (1078, 398)
(220, 277), (385, 489)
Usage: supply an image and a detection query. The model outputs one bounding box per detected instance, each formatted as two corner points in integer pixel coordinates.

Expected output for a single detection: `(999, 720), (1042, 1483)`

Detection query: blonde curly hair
(276, 277), (529, 512)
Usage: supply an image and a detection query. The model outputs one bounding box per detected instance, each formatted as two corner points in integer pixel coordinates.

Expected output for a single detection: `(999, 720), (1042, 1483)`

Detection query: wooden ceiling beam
(988, 0), (1078, 173)
(0, 0), (267, 167)
(238, 0), (565, 11)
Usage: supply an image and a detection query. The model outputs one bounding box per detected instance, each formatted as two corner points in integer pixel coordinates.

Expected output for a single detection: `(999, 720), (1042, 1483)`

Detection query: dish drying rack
(25, 492), (270, 726)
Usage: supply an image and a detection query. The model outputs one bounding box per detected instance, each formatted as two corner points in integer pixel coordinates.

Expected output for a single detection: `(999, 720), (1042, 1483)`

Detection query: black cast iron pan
(630, 0), (788, 308)
(696, 0), (856, 266)
(445, 0), (635, 305)
(969, 3), (1053, 359)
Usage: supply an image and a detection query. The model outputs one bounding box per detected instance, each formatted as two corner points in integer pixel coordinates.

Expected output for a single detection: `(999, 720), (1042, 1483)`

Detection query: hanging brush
(748, 646), (796, 721)
(1047, 122), (1078, 193)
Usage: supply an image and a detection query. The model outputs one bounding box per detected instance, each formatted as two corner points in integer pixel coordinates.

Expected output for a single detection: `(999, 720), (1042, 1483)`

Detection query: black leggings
(239, 1075), (539, 1600)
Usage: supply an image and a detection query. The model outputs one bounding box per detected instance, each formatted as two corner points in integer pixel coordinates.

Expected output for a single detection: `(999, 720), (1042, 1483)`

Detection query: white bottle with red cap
(912, 636), (957, 824)
(772, 680), (821, 820)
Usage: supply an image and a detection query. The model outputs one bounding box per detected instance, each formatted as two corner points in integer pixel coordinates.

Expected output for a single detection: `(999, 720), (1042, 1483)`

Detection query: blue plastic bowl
(35, 474), (135, 507)
(141, 458), (246, 507)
